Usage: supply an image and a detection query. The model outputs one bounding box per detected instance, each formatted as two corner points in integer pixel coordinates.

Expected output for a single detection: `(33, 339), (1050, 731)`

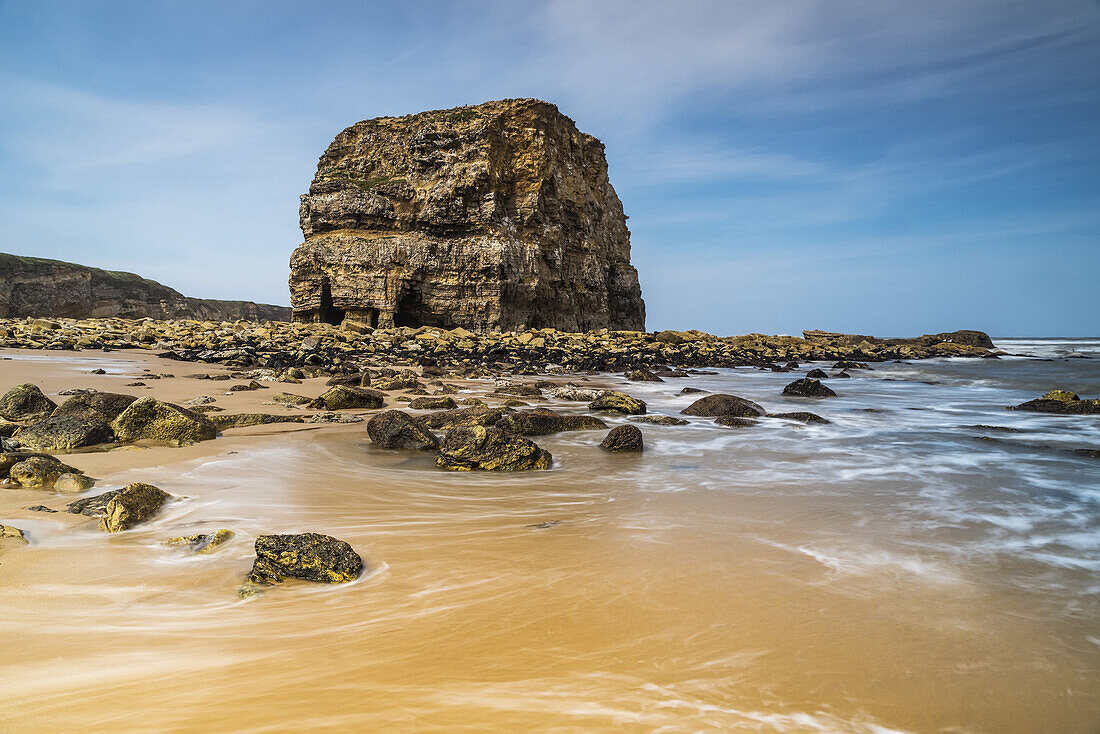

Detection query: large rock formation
(0, 253), (291, 321)
(289, 98), (645, 332)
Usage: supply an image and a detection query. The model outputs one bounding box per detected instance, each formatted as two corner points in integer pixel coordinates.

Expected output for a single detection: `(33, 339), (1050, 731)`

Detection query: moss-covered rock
(15, 414), (113, 450)
(588, 391), (647, 415)
(311, 385), (385, 410)
(599, 424), (643, 452)
(436, 425), (552, 471)
(496, 408), (606, 436)
(100, 482), (172, 532)
(1042, 390), (1080, 402)
(366, 410), (439, 450)
(782, 378), (837, 398)
(407, 396), (457, 410)
(163, 528), (234, 554)
(271, 392), (313, 406)
(111, 397), (217, 445)
(0, 383), (57, 422)
(211, 413), (306, 430)
(422, 406), (510, 430)
(681, 394), (764, 418)
(6, 454), (85, 488)
(240, 532), (363, 596)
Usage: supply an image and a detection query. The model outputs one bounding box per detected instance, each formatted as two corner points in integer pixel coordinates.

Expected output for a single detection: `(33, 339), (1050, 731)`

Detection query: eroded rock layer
(289, 99), (645, 332)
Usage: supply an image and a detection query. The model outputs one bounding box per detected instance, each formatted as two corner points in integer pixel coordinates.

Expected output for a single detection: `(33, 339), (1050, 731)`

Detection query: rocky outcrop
(436, 425), (552, 471)
(289, 99), (645, 332)
(240, 533), (363, 596)
(0, 253), (290, 321)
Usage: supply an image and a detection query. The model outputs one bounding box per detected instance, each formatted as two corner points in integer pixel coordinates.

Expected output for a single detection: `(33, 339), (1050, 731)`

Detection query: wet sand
(1, 348), (1097, 733)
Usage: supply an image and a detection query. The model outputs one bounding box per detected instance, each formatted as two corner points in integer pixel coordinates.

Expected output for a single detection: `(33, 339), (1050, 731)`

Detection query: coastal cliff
(289, 98), (645, 332)
(0, 254), (291, 322)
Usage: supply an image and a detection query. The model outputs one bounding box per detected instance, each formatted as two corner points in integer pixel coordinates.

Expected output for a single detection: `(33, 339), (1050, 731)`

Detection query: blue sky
(1, 0), (1097, 336)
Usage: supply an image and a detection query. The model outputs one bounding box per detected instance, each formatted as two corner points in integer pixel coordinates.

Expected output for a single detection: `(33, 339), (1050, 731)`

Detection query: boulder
(0, 384), (56, 422)
(100, 482), (172, 532)
(53, 472), (95, 492)
(625, 369), (663, 382)
(421, 406), (510, 430)
(366, 410), (439, 450)
(782, 379), (837, 398)
(1010, 395), (1100, 415)
(6, 455), (86, 489)
(53, 392), (138, 422)
(681, 394), (765, 418)
(312, 385), (385, 410)
(806, 368), (828, 379)
(240, 532), (363, 596)
(111, 397), (217, 445)
(15, 414), (113, 451)
(599, 424), (643, 452)
(407, 396), (457, 410)
(67, 489), (124, 517)
(271, 392), (313, 406)
(588, 391), (647, 415)
(1042, 390), (1080, 402)
(491, 385), (543, 398)
(631, 415), (689, 426)
(0, 524), (28, 544)
(547, 386), (605, 401)
(436, 425), (552, 471)
(496, 409), (607, 436)
(714, 416), (759, 428)
(371, 373), (422, 391)
(767, 412), (830, 424)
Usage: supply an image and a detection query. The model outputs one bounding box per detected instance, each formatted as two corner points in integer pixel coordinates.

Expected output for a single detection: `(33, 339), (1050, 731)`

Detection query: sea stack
(288, 99), (646, 332)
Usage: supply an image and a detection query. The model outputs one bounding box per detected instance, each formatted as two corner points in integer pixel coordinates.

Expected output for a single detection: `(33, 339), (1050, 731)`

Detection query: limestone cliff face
(289, 99), (645, 332)
(0, 254), (291, 321)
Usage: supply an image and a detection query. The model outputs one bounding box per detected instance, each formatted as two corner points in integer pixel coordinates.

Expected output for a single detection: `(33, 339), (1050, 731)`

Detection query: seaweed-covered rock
(211, 413), (306, 430)
(312, 385), (385, 410)
(767, 411), (830, 424)
(421, 406), (510, 430)
(240, 532), (363, 596)
(782, 379), (837, 398)
(496, 409), (607, 436)
(366, 410), (439, 450)
(631, 414), (690, 426)
(111, 397), (217, 444)
(6, 454), (85, 489)
(53, 392), (138, 422)
(163, 528), (234, 554)
(0, 383), (56, 422)
(15, 414), (113, 450)
(681, 394), (764, 418)
(714, 416), (759, 428)
(599, 424), (643, 452)
(588, 391), (647, 415)
(436, 425), (552, 471)
(99, 482), (172, 532)
(407, 396), (458, 410)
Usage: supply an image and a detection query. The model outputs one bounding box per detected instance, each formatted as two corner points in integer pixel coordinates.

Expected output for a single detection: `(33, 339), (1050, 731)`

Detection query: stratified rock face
(0, 253), (291, 321)
(289, 98), (645, 332)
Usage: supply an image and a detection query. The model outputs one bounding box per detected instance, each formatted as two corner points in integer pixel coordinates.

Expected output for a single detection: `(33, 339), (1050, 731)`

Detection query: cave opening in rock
(393, 289), (421, 328)
(318, 277), (345, 325)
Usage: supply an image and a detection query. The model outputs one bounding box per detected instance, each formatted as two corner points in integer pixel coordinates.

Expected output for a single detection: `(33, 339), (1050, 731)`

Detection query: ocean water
(0, 339), (1097, 732)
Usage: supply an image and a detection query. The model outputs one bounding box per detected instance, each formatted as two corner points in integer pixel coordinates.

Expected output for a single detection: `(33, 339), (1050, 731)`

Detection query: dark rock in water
(15, 414), (113, 451)
(496, 409), (606, 436)
(971, 425), (1022, 433)
(0, 383), (56, 423)
(311, 385), (385, 410)
(1010, 393), (1100, 415)
(27, 505), (57, 513)
(240, 532), (363, 596)
(631, 415), (689, 426)
(681, 394), (764, 418)
(407, 396), (457, 410)
(714, 416), (759, 428)
(588, 391), (647, 415)
(111, 397), (217, 445)
(806, 369), (828, 379)
(99, 482), (172, 532)
(422, 406), (510, 430)
(832, 361), (870, 370)
(679, 387), (705, 395)
(366, 410), (439, 450)
(835, 372), (851, 379)
(782, 379), (837, 398)
(53, 392), (138, 423)
(767, 412), (830, 424)
(1074, 448), (1100, 459)
(288, 99), (645, 332)
(211, 413), (306, 430)
(91, 368), (107, 375)
(436, 425), (552, 471)
(326, 371), (371, 388)
(67, 489), (123, 517)
(784, 361), (799, 370)
(599, 424), (643, 452)
(491, 385), (543, 398)
(163, 528), (234, 554)
(626, 369), (663, 382)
